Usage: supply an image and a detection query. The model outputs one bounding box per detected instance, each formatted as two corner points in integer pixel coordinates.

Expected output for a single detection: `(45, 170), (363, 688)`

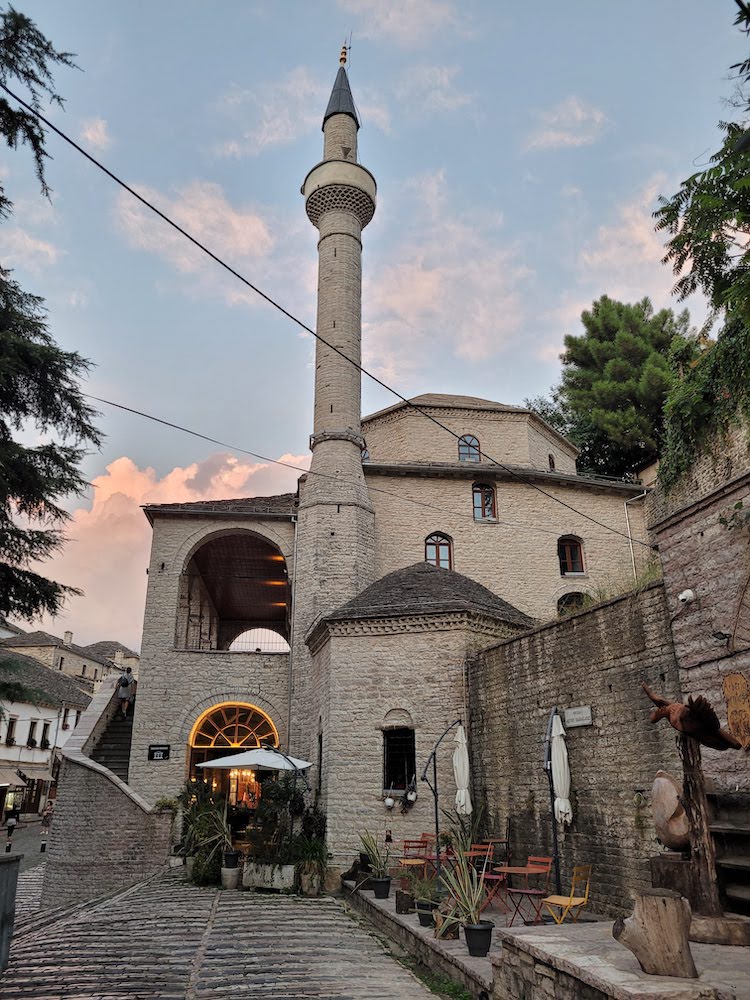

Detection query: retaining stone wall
(493, 939), (608, 1000)
(468, 583), (682, 917)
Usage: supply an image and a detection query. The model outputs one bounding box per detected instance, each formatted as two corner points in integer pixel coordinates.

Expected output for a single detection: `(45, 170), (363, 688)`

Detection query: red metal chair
(507, 856), (553, 926)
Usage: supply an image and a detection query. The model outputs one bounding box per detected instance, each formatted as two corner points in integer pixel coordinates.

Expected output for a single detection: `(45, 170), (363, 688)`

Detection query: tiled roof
(143, 493), (297, 521)
(0, 650), (92, 710)
(322, 562), (536, 628)
(0, 631), (111, 668)
(0, 618), (25, 636)
(363, 394), (527, 423)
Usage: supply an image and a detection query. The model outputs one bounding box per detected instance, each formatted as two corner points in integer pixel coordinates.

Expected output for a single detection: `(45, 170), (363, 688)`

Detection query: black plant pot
(222, 850), (240, 869)
(415, 899), (438, 927)
(359, 852), (373, 871)
(371, 876), (391, 899)
(463, 920), (494, 957)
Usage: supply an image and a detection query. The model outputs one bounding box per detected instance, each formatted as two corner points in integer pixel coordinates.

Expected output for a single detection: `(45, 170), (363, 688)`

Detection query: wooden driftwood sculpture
(651, 770), (689, 851)
(613, 889), (698, 978)
(642, 683), (742, 751)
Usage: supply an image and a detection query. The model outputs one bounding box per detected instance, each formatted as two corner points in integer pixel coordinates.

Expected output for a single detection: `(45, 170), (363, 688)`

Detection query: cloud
(337, 0), (459, 43)
(114, 180), (273, 278)
(395, 65), (472, 115)
(0, 227), (60, 272)
(216, 67), (390, 157)
(80, 118), (112, 151)
(29, 451), (309, 650)
(524, 96), (607, 152)
(363, 170), (531, 380)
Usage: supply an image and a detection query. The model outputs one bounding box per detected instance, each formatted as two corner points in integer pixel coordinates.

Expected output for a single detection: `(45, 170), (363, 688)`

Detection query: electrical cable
(2, 81), (652, 548)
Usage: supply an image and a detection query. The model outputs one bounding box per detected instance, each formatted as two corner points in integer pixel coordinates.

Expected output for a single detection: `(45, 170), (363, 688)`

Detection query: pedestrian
(41, 800), (54, 834)
(116, 666), (135, 718)
(5, 805), (19, 840)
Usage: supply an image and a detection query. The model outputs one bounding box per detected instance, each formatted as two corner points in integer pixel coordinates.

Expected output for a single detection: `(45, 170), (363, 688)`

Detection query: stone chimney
(114, 650), (124, 666)
(63, 631), (73, 646)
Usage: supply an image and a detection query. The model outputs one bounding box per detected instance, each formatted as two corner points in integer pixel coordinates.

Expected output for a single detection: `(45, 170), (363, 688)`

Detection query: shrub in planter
(413, 875), (440, 927)
(192, 849), (221, 886)
(295, 834), (327, 897)
(358, 830), (392, 898)
(440, 851), (494, 957)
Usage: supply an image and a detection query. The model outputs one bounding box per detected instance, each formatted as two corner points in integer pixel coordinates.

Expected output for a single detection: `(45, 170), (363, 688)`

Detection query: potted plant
(434, 897), (460, 940)
(358, 830), (392, 898)
(440, 852), (494, 957)
(413, 875), (441, 926)
(295, 834), (327, 896)
(243, 775), (299, 891)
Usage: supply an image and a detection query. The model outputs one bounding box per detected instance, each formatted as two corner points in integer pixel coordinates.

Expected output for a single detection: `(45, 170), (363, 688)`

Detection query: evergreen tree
(528, 296), (697, 477)
(0, 6), (101, 622)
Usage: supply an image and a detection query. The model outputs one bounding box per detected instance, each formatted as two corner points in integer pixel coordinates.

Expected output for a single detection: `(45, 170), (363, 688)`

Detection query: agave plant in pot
(412, 874), (441, 926)
(440, 852), (494, 956)
(358, 831), (392, 898)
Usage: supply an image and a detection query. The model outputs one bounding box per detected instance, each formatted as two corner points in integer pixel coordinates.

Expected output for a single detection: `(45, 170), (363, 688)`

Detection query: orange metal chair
(543, 866), (592, 924)
(506, 856), (553, 926)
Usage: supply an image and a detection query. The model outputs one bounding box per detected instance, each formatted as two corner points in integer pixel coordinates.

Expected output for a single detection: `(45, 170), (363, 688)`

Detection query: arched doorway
(188, 702), (279, 806)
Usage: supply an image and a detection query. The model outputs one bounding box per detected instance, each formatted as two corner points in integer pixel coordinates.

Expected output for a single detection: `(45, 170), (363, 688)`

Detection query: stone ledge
(493, 922), (748, 1000)
(343, 879), (494, 999)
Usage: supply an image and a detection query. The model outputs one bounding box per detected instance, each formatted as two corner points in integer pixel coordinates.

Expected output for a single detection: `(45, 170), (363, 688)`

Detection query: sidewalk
(2, 820), (50, 873)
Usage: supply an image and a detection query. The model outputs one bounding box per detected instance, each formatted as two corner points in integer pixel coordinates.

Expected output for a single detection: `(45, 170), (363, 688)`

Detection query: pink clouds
(29, 451), (308, 651)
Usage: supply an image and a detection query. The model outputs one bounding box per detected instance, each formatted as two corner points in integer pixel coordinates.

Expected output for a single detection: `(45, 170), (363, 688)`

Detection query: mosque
(126, 54), (648, 861)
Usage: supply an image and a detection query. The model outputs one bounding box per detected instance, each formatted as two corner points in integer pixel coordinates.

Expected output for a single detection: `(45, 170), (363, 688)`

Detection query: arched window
(548, 453), (556, 471)
(472, 483), (496, 521)
(458, 435), (480, 462)
(558, 536), (584, 575)
(558, 592), (588, 616)
(425, 533), (452, 569)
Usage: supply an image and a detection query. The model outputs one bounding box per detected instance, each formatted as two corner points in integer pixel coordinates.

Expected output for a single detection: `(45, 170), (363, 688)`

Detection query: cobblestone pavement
(2, 873), (436, 999)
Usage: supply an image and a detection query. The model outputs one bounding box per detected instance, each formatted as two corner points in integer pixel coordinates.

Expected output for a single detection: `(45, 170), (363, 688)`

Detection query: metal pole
(420, 718), (461, 885)
(544, 707), (562, 896)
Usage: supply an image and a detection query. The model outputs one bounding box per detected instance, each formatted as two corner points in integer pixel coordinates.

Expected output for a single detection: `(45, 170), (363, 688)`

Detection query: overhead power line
(1, 82), (652, 549)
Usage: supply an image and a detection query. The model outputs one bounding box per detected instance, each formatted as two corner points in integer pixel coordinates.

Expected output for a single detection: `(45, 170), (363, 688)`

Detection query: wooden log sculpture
(642, 683), (742, 751)
(613, 889), (698, 978)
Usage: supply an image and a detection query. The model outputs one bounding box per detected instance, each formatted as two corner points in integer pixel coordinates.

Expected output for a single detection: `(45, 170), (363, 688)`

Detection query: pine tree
(0, 5), (101, 622)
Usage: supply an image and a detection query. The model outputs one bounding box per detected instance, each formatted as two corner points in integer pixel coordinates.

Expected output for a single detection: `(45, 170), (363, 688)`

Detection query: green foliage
(439, 851), (487, 926)
(358, 830), (391, 877)
(0, 651), (43, 716)
(529, 297), (700, 477)
(0, 8), (100, 622)
(411, 874), (440, 902)
(191, 848), (221, 886)
(659, 317), (750, 491)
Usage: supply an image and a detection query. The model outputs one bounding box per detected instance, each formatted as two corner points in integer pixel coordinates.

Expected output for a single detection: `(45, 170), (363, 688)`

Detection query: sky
(2, 0), (745, 650)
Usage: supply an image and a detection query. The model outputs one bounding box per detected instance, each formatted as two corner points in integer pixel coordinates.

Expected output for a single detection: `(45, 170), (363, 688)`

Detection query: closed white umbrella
(197, 748), (312, 771)
(551, 714), (572, 825)
(453, 724), (473, 815)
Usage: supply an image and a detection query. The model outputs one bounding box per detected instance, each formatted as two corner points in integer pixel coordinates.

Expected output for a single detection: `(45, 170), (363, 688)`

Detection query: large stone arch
(178, 689), (288, 752)
(172, 522), (294, 577)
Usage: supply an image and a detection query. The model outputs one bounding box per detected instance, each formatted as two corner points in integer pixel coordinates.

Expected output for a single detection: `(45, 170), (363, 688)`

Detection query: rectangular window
(27, 720), (38, 746)
(62, 707), (70, 729)
(6, 718), (17, 744)
(75, 710), (82, 727)
(559, 541), (584, 574)
(58, 656), (65, 671)
(41, 722), (51, 748)
(383, 727), (416, 793)
(81, 664), (87, 677)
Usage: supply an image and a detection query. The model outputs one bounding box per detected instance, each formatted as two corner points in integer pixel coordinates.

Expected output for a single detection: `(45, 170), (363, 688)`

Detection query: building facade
(125, 59), (649, 864)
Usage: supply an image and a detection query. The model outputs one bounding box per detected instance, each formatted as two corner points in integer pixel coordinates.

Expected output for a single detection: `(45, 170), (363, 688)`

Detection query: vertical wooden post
(678, 734), (722, 917)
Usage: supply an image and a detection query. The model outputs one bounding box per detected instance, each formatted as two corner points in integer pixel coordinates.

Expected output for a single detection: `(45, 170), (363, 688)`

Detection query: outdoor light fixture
(383, 795), (395, 810)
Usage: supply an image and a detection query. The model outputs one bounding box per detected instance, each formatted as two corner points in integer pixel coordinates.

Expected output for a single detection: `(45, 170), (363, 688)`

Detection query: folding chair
(543, 865), (592, 924)
(507, 856), (553, 926)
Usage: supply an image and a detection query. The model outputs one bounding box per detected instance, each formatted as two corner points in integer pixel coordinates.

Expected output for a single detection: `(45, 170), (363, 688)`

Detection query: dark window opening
(317, 731), (323, 794)
(558, 592), (588, 616)
(458, 435), (480, 462)
(548, 453), (556, 471)
(383, 727), (415, 793)
(472, 483), (496, 520)
(425, 533), (452, 569)
(558, 536), (584, 575)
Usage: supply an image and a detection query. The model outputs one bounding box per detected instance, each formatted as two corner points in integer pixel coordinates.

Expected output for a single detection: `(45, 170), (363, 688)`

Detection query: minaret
(295, 48), (376, 616)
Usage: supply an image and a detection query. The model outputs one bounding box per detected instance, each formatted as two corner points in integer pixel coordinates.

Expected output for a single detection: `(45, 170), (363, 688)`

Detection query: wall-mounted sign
(564, 706), (593, 729)
(148, 744), (170, 761)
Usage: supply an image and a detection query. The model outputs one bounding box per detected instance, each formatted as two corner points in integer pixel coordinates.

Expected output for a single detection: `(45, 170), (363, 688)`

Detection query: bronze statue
(642, 682), (742, 752)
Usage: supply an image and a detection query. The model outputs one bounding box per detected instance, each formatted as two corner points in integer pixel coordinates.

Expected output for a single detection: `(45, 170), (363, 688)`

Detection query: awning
(17, 766), (54, 782)
(0, 767), (26, 787)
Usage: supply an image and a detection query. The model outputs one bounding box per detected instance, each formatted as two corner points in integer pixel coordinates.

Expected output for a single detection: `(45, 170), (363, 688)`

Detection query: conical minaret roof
(322, 64), (359, 130)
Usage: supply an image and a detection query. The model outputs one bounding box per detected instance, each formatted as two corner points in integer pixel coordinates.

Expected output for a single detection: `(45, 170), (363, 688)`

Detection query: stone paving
(2, 872), (437, 999)
(14, 862), (44, 917)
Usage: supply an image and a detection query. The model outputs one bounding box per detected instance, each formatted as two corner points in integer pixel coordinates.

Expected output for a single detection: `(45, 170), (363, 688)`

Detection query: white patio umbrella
(453, 724), (473, 815)
(197, 748), (312, 771)
(550, 714), (572, 825)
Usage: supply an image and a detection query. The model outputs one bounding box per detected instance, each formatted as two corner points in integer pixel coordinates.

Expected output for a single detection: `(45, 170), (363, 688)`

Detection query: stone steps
(89, 710), (134, 783)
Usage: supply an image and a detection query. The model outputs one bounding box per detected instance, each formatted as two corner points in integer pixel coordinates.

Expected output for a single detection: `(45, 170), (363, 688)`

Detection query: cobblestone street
(2, 873), (436, 999)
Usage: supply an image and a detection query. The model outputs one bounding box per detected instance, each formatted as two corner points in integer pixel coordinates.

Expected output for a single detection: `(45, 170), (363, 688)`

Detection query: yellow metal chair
(542, 865), (592, 924)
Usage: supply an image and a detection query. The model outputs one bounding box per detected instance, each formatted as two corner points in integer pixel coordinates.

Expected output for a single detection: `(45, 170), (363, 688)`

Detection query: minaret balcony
(302, 160), (377, 229)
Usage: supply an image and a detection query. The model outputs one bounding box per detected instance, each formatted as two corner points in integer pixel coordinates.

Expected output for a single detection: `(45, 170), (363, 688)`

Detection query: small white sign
(564, 706), (593, 729)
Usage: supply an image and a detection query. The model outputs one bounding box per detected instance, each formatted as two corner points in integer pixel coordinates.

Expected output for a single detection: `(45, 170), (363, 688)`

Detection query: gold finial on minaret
(339, 43), (347, 66)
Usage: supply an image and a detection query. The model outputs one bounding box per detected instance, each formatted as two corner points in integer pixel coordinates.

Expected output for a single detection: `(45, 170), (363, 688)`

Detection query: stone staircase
(711, 791), (750, 916)
(89, 710), (134, 782)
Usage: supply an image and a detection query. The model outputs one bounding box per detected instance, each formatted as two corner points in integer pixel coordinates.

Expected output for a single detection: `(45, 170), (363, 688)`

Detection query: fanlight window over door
(191, 704), (278, 749)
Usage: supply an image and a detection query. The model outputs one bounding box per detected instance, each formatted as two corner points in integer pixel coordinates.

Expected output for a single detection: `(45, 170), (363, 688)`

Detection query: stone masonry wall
(493, 938), (610, 1000)
(367, 472), (649, 624)
(647, 418), (750, 790)
(468, 583), (682, 917)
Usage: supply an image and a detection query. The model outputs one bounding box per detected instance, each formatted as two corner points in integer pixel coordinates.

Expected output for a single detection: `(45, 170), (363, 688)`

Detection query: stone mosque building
(125, 57), (648, 861)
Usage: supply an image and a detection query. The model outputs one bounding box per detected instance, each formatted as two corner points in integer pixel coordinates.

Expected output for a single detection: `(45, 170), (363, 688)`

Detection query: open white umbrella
(550, 714), (572, 825)
(453, 724), (473, 815)
(197, 748), (312, 771)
